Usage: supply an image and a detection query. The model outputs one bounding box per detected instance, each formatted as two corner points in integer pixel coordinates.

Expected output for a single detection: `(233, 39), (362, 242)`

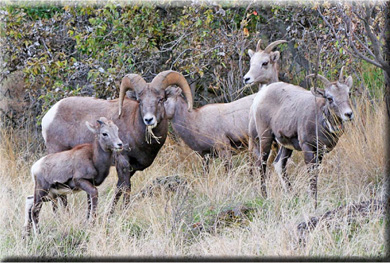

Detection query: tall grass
(0, 98), (386, 259)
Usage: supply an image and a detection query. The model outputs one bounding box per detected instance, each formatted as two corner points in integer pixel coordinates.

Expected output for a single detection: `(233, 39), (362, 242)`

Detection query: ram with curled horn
(249, 66), (354, 208)
(41, 70), (193, 213)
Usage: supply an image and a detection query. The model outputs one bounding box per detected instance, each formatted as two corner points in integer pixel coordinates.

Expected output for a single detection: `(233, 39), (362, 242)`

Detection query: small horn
(256, 39), (262, 52)
(151, 70), (193, 111)
(339, 66), (345, 83)
(306, 74), (331, 87)
(118, 74), (147, 118)
(263, 40), (287, 53)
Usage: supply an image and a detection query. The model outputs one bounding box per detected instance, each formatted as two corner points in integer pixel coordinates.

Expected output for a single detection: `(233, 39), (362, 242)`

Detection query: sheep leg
(87, 193), (92, 220)
(22, 195), (34, 238)
(120, 172), (132, 210)
(248, 120), (260, 177)
(273, 146), (293, 192)
(31, 188), (48, 235)
(74, 179), (98, 220)
(110, 155), (133, 214)
(217, 145), (233, 171)
(51, 195), (67, 213)
(202, 154), (210, 174)
(111, 173), (133, 214)
(59, 195), (68, 211)
(51, 195), (59, 213)
(302, 144), (321, 209)
(268, 141), (280, 164)
(249, 139), (261, 178)
(258, 130), (273, 197)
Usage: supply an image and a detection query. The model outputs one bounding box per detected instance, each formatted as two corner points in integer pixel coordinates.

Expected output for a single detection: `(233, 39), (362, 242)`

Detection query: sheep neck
(171, 97), (196, 141)
(92, 138), (112, 184)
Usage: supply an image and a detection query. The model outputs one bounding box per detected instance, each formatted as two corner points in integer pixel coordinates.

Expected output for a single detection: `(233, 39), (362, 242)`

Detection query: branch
(344, 7), (386, 69)
(354, 3), (384, 63)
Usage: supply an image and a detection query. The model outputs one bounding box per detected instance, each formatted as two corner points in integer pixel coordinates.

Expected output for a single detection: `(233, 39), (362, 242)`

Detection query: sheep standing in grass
(249, 68), (354, 207)
(162, 40), (287, 169)
(42, 71), (193, 213)
(23, 117), (123, 237)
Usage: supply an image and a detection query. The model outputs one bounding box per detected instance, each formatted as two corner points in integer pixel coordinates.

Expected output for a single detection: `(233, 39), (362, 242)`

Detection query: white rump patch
(42, 100), (61, 143)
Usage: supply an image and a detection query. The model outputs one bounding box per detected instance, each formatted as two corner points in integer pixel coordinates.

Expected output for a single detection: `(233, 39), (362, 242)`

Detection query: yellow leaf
(243, 28), (249, 36)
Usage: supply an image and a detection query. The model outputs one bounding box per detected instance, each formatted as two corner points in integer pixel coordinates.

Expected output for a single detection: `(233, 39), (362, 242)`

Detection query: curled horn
(306, 73), (332, 87)
(151, 70), (193, 111)
(263, 40), (287, 53)
(256, 39), (262, 52)
(339, 66), (345, 83)
(118, 74), (147, 118)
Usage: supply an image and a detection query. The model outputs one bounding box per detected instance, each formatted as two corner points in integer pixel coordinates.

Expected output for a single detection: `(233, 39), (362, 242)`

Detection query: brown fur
(24, 118), (122, 237)
(165, 87), (256, 160)
(250, 72), (353, 207)
(42, 71), (193, 214)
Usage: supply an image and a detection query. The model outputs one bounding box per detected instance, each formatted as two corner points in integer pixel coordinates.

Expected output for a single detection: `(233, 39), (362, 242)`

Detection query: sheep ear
(165, 86), (181, 97)
(310, 87), (325, 98)
(248, 49), (255, 57)
(86, 121), (98, 134)
(126, 90), (137, 100)
(345, 75), (353, 88)
(270, 51), (280, 63)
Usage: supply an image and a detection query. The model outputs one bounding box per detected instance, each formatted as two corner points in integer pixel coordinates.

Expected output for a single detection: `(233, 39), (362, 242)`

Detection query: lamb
(23, 117), (123, 236)
(249, 67), (354, 208)
(41, 70), (193, 213)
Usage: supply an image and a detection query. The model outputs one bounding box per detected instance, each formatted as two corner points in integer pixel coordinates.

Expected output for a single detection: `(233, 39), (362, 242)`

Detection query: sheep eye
(262, 61), (269, 67)
(102, 133), (108, 137)
(327, 97), (333, 103)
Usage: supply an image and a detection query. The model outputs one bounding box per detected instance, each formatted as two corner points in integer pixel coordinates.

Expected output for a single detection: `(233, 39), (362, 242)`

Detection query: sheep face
(243, 50), (280, 85)
(137, 88), (166, 128)
(118, 71), (193, 128)
(311, 79), (354, 124)
(164, 86), (182, 119)
(86, 117), (123, 152)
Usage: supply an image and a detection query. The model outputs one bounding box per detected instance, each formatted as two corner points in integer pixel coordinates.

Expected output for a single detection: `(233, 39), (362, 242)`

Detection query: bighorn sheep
(249, 67), (354, 207)
(245, 39), (287, 166)
(161, 40), (287, 168)
(164, 87), (256, 165)
(41, 71), (193, 213)
(23, 117), (123, 236)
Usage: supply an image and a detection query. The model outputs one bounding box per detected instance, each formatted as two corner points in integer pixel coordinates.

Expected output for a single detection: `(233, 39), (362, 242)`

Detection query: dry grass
(0, 99), (386, 259)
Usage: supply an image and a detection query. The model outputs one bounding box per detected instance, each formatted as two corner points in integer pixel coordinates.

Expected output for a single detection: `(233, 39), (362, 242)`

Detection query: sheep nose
(344, 111), (353, 120)
(144, 117), (155, 125)
(243, 77), (251, 84)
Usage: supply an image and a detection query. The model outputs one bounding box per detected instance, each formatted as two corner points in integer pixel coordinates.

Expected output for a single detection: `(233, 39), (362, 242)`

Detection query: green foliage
(0, 3), (385, 131)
